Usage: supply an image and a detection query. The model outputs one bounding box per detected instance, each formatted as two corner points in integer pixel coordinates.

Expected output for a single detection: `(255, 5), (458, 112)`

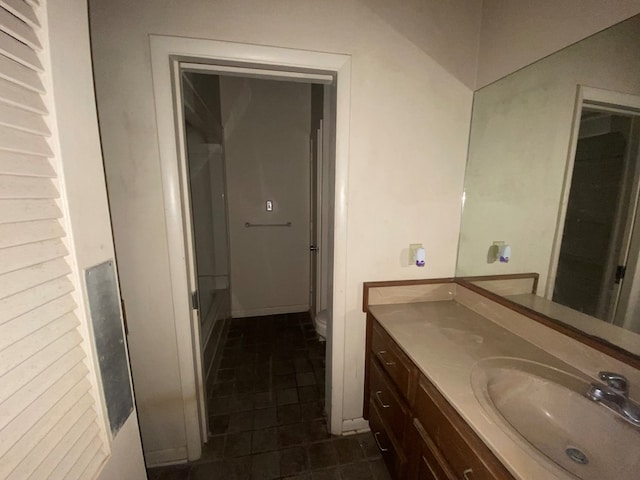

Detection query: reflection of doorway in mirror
(553, 99), (640, 330)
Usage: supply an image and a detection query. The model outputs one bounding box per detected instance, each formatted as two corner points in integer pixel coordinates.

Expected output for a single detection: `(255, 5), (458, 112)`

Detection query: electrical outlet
(409, 243), (423, 265)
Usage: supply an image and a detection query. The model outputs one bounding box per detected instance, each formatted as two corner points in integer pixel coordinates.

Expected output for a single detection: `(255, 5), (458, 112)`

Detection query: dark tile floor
(147, 312), (390, 480)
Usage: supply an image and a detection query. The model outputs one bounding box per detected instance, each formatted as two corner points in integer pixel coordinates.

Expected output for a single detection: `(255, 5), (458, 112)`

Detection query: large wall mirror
(456, 14), (640, 358)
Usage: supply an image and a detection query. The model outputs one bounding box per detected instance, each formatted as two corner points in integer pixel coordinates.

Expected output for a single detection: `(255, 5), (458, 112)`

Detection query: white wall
(476, 1), (640, 87)
(364, 0), (482, 89)
(46, 1), (146, 478)
(457, 16), (640, 296)
(220, 77), (311, 317)
(89, 0), (479, 459)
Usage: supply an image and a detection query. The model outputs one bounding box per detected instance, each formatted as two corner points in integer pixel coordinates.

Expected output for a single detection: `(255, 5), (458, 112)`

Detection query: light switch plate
(409, 243), (423, 265)
(266, 200), (273, 212)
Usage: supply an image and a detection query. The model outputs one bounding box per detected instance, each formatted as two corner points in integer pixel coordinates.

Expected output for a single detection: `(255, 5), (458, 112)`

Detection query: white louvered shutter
(0, 1), (108, 479)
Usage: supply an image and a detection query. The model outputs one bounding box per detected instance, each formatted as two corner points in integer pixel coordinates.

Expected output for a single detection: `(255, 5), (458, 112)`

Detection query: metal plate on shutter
(85, 260), (133, 436)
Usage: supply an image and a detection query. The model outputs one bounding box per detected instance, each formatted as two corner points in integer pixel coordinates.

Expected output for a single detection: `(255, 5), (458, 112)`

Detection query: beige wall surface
(47, 0), (146, 477)
(220, 77), (311, 317)
(457, 16), (640, 296)
(476, 0), (640, 88)
(364, 0), (482, 89)
(89, 0), (479, 457)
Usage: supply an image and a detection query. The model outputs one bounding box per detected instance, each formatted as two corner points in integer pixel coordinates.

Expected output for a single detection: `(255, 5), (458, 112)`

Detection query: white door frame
(149, 35), (351, 453)
(176, 86), (208, 445)
(315, 119), (325, 314)
(547, 86), (640, 301)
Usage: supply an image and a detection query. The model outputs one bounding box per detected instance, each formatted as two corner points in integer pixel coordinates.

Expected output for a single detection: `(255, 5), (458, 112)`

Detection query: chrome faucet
(586, 371), (640, 426)
(599, 371), (629, 396)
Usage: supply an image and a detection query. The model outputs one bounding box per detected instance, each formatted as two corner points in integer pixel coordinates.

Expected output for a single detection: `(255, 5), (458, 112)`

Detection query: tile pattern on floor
(147, 312), (390, 480)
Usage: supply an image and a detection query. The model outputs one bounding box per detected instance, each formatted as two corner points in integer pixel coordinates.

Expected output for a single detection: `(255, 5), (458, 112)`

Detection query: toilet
(313, 309), (329, 341)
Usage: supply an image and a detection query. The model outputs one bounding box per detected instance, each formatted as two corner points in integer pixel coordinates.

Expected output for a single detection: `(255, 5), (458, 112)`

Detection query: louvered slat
(0, 367), (90, 457)
(77, 448), (108, 480)
(0, 103), (48, 134)
(0, 329), (79, 402)
(0, 174), (56, 199)
(0, 151), (55, 177)
(0, 54), (44, 92)
(0, 314), (79, 376)
(0, 7), (40, 50)
(0, 238), (67, 275)
(0, 293), (76, 351)
(0, 389), (93, 478)
(8, 405), (94, 480)
(0, 0), (39, 28)
(0, 30), (41, 71)
(50, 427), (102, 480)
(66, 434), (106, 480)
(0, 198), (61, 223)
(0, 125), (51, 155)
(0, 76), (46, 112)
(0, 276), (74, 324)
(0, 257), (70, 299)
(0, 312), (79, 375)
(0, 348), (84, 429)
(0, 219), (63, 248)
(32, 410), (98, 480)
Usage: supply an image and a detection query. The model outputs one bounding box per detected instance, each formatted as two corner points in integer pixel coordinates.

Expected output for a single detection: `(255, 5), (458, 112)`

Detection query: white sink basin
(471, 357), (640, 480)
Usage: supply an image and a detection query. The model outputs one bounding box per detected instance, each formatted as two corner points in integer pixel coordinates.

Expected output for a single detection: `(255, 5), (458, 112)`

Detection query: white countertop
(369, 300), (585, 480)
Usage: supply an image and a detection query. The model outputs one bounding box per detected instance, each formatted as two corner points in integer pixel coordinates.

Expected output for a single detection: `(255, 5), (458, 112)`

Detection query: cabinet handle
(373, 431), (389, 452)
(375, 390), (390, 408)
(463, 468), (473, 479)
(377, 350), (396, 366)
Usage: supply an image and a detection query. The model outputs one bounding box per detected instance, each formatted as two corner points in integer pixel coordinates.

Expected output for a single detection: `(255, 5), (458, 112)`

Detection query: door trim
(149, 35), (352, 449)
(174, 73), (209, 445)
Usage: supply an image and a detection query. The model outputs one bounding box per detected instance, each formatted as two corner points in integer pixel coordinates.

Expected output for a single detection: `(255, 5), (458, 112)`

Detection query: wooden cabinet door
(407, 418), (456, 480)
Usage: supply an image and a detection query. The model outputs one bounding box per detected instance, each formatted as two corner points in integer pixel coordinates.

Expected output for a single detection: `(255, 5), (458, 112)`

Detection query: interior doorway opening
(176, 63), (337, 451)
(149, 37), (351, 462)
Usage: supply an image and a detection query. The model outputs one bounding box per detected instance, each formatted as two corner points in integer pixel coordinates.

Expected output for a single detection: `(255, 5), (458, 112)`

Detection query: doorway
(552, 90), (640, 327)
(180, 69), (335, 440)
(150, 36), (351, 459)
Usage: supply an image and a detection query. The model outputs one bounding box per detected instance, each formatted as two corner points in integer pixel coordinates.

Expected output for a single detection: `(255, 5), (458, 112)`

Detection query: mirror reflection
(555, 107), (640, 328)
(456, 14), (640, 355)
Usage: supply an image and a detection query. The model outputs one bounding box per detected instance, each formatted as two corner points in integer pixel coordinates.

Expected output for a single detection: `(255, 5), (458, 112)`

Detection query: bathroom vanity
(362, 278), (640, 480)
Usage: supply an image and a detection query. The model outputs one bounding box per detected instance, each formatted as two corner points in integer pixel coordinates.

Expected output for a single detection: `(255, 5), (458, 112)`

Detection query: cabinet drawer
(369, 399), (407, 479)
(370, 354), (410, 444)
(372, 322), (415, 398)
(413, 375), (514, 480)
(407, 418), (456, 480)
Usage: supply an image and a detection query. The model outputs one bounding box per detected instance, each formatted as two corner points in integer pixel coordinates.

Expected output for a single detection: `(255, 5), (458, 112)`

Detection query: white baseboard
(145, 446), (188, 467)
(232, 304), (309, 318)
(341, 417), (370, 434)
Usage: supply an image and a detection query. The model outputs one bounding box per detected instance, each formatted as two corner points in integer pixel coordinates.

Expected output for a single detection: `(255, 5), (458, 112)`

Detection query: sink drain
(566, 447), (589, 465)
